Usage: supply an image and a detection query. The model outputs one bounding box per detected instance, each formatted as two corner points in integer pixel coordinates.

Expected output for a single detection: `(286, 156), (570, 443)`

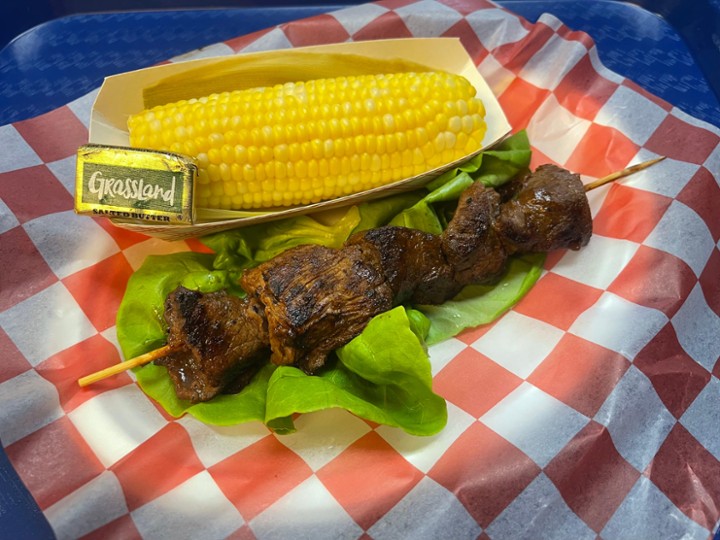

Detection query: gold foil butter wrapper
(74, 144), (196, 225)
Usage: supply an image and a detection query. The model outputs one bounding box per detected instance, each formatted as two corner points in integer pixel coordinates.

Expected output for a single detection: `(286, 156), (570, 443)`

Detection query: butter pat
(74, 144), (196, 225)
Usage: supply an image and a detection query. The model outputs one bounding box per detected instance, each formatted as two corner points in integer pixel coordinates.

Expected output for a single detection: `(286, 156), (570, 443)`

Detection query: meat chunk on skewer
(241, 243), (394, 374)
(497, 164), (592, 253)
(441, 180), (508, 286)
(346, 227), (461, 305)
(155, 164), (593, 403)
(156, 288), (269, 403)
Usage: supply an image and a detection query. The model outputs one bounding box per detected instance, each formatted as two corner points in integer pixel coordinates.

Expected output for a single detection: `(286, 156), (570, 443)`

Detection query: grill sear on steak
(441, 180), (508, 286)
(240, 243), (394, 374)
(497, 164), (592, 253)
(155, 287), (269, 403)
(155, 165), (592, 403)
(346, 227), (461, 305)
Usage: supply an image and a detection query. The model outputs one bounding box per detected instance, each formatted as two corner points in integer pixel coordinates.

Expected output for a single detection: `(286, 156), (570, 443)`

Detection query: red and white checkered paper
(1, 1), (719, 538)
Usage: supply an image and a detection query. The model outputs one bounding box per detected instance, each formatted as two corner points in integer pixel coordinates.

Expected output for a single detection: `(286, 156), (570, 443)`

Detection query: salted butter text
(91, 209), (171, 221)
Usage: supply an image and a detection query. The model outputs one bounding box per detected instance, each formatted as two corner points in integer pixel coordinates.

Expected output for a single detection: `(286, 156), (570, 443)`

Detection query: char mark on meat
(156, 287), (270, 403)
(441, 181), (508, 286)
(240, 243), (394, 374)
(346, 227), (461, 305)
(497, 164), (592, 253)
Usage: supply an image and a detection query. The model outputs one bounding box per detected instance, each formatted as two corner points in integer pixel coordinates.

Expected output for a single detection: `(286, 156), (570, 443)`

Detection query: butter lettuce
(420, 253), (544, 344)
(116, 252), (218, 360)
(266, 307), (446, 436)
(116, 131), (540, 436)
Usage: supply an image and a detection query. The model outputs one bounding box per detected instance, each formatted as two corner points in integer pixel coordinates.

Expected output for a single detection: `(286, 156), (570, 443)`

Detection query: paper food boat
(85, 37), (511, 240)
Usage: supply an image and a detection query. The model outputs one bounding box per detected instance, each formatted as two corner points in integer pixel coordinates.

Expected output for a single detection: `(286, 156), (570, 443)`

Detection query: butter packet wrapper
(74, 144), (196, 225)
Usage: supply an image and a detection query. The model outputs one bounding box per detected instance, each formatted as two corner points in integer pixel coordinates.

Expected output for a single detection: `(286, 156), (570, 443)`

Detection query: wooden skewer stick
(78, 156), (667, 389)
(584, 156), (665, 192)
(78, 344), (175, 387)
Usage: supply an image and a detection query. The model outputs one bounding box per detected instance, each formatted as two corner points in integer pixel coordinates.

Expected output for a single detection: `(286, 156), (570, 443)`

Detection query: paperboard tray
(84, 37), (510, 239)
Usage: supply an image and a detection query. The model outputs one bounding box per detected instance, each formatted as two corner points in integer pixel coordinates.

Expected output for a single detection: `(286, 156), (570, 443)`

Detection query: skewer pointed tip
(78, 344), (174, 388)
(584, 156), (666, 192)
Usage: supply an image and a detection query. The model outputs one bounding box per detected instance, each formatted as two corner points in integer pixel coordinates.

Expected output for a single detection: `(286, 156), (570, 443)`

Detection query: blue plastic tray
(1, 2), (719, 538)
(1, 1), (719, 126)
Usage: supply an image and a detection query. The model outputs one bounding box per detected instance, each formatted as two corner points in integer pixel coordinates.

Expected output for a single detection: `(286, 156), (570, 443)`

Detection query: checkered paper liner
(1, 0), (719, 538)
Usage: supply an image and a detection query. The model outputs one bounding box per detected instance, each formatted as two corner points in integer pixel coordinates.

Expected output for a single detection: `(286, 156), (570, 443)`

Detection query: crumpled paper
(0, 1), (718, 539)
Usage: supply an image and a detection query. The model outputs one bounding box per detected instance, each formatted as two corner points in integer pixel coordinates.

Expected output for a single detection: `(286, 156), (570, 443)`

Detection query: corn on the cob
(127, 71), (487, 210)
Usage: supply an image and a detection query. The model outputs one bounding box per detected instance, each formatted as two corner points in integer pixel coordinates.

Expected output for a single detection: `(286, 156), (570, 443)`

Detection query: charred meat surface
(441, 180), (508, 286)
(347, 227), (461, 305)
(497, 164), (592, 253)
(154, 165), (594, 403)
(156, 287), (269, 403)
(241, 243), (394, 374)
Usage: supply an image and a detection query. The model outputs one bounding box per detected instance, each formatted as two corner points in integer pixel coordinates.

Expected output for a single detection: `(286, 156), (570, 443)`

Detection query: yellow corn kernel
(128, 71), (487, 210)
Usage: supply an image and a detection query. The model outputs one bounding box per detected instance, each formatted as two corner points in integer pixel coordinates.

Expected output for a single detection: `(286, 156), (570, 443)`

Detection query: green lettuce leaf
(265, 307), (446, 436)
(420, 253), (545, 345)
(388, 131), (532, 234)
